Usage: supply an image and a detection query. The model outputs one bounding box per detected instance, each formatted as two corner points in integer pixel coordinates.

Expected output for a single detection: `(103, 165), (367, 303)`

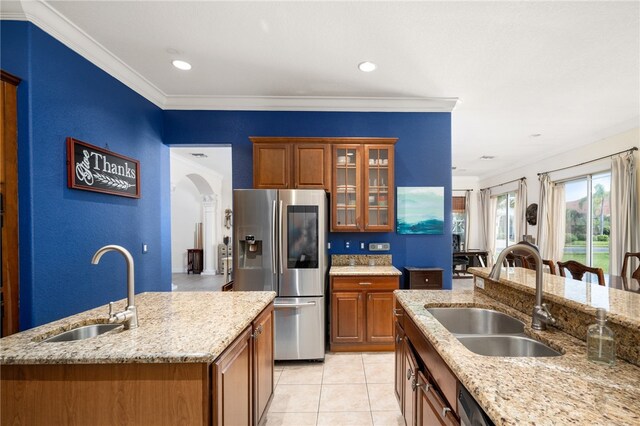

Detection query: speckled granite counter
(0, 291), (275, 365)
(329, 265), (402, 276)
(395, 290), (640, 426)
(469, 266), (640, 364)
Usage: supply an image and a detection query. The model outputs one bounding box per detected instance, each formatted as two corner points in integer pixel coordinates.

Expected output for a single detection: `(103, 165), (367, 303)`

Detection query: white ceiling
(3, 0), (639, 179)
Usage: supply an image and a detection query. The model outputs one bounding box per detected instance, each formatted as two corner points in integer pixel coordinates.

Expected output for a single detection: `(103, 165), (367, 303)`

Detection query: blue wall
(1, 22), (171, 328)
(163, 111), (453, 288)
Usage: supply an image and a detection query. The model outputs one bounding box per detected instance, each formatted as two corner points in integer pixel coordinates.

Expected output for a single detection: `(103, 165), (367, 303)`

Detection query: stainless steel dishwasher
(458, 385), (494, 426)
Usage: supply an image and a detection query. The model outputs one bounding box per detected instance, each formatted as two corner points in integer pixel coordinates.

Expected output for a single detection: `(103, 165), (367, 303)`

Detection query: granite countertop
(0, 291), (276, 365)
(329, 265), (402, 276)
(395, 290), (640, 426)
(469, 267), (640, 328)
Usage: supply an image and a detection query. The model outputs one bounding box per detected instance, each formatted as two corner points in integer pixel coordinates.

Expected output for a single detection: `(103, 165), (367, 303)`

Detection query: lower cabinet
(213, 303), (274, 426)
(330, 275), (399, 351)
(394, 303), (460, 426)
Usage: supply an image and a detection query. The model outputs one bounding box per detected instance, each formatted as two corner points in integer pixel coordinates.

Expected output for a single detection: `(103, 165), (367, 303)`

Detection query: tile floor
(262, 352), (403, 426)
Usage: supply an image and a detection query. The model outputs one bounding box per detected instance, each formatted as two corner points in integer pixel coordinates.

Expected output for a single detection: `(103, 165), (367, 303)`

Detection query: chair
(621, 252), (640, 281)
(519, 257), (556, 275)
(557, 260), (605, 285)
(452, 234), (469, 275)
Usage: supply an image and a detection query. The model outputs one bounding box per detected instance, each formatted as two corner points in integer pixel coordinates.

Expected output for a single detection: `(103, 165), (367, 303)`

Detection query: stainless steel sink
(456, 335), (561, 357)
(426, 307), (525, 334)
(42, 323), (122, 343)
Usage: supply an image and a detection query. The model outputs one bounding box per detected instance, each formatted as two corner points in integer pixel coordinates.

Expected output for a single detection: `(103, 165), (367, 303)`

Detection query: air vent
(191, 153), (208, 158)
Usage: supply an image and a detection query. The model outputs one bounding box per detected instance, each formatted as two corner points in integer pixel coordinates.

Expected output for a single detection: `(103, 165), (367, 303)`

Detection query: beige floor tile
(362, 352), (395, 364)
(324, 352), (363, 366)
(367, 384), (400, 411)
(364, 362), (395, 384)
(261, 412), (318, 426)
(269, 384), (321, 413)
(274, 369), (283, 385)
(372, 410), (404, 426)
(319, 384), (370, 412)
(322, 362), (366, 384)
(279, 364), (324, 385)
(317, 411), (373, 425)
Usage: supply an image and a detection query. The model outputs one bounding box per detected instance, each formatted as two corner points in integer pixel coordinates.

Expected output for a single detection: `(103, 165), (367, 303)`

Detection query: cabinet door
(253, 305), (274, 425)
(331, 291), (365, 343)
(364, 145), (394, 231)
(332, 145), (362, 231)
(394, 321), (405, 407)
(213, 327), (253, 426)
(366, 291), (395, 343)
(293, 144), (330, 190)
(403, 339), (418, 426)
(253, 143), (290, 189)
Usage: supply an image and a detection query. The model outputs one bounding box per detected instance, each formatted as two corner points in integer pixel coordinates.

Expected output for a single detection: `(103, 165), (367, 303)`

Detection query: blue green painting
(397, 187), (444, 234)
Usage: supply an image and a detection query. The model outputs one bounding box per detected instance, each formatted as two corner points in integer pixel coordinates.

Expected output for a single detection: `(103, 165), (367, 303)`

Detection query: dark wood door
(331, 291), (364, 343)
(213, 327), (253, 426)
(403, 339), (418, 426)
(1, 70), (21, 337)
(293, 144), (330, 190)
(253, 143), (290, 189)
(366, 291), (395, 343)
(253, 304), (274, 425)
(394, 321), (405, 407)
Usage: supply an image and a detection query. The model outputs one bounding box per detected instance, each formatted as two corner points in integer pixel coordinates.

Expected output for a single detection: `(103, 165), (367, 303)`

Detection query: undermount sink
(42, 323), (122, 343)
(456, 335), (561, 357)
(426, 307), (525, 334)
(426, 307), (562, 357)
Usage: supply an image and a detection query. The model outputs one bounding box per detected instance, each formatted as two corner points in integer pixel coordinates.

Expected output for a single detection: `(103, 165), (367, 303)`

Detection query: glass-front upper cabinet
(364, 145), (394, 232)
(332, 145), (361, 231)
(331, 140), (396, 232)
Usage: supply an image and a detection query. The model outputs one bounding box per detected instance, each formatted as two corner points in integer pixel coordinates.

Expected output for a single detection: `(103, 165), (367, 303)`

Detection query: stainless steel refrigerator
(233, 189), (327, 361)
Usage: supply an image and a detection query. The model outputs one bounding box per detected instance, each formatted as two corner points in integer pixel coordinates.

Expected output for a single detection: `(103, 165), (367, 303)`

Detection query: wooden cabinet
(394, 304), (460, 426)
(330, 275), (399, 351)
(252, 304), (274, 425)
(251, 137), (331, 190)
(214, 327), (253, 426)
(405, 267), (444, 290)
(332, 141), (396, 232)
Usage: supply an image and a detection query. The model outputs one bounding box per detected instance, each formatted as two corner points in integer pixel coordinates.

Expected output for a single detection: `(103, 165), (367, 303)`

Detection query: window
(563, 172), (611, 273)
(494, 192), (516, 257)
(452, 196), (466, 246)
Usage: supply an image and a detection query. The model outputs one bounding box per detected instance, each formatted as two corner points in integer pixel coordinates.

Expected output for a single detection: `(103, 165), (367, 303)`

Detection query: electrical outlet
(345, 241), (350, 249)
(369, 242), (390, 251)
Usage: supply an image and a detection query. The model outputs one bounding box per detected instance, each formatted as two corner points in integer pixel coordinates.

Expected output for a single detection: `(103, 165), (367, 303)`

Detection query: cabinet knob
(396, 335), (403, 343)
(441, 407), (452, 418)
(425, 278), (429, 282)
(393, 308), (403, 317)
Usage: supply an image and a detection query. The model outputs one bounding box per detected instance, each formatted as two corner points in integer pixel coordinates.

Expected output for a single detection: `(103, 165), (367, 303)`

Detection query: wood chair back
(621, 252), (640, 281)
(557, 260), (605, 285)
(516, 256), (556, 275)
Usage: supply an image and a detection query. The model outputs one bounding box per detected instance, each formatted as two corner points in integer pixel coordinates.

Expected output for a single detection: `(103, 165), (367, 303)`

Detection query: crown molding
(3, 1), (459, 112)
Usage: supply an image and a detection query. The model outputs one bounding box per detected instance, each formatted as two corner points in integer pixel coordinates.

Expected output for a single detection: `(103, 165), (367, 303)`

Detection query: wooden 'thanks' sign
(67, 137), (140, 198)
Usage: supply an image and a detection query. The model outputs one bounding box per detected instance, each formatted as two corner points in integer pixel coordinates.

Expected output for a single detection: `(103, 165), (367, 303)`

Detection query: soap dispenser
(586, 308), (616, 366)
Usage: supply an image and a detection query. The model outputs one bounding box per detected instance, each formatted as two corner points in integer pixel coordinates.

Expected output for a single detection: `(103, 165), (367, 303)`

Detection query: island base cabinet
(1, 363), (210, 425)
(252, 303), (274, 425)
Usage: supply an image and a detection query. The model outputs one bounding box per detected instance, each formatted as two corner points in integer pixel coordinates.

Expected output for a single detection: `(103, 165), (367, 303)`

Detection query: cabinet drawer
(332, 276), (399, 291)
(405, 268), (443, 290)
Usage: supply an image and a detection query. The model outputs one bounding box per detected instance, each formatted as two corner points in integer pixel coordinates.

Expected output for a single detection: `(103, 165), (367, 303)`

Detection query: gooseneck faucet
(91, 245), (138, 329)
(489, 242), (556, 331)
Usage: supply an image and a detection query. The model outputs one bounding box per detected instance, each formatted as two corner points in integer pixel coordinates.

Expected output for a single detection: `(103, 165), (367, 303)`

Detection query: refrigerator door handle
(272, 200), (277, 274)
(274, 301), (317, 309)
(279, 199), (284, 274)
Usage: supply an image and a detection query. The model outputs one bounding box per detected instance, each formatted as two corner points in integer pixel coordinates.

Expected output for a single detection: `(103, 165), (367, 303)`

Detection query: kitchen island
(1, 291), (276, 425)
(394, 272), (640, 425)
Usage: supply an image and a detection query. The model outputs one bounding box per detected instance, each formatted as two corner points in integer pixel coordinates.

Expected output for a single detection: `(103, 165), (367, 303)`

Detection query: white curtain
(464, 190), (471, 250)
(479, 188), (496, 265)
(537, 174), (566, 261)
(516, 179), (527, 241)
(610, 152), (639, 275)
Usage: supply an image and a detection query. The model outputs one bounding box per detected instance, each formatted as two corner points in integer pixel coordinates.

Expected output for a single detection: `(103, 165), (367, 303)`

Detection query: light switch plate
(368, 242), (390, 251)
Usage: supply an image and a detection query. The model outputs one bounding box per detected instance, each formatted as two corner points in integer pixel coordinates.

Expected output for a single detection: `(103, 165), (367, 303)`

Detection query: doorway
(169, 146), (233, 291)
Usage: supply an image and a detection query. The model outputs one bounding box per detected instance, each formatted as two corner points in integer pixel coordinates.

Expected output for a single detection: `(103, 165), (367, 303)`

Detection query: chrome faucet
(91, 245), (138, 329)
(489, 241), (556, 331)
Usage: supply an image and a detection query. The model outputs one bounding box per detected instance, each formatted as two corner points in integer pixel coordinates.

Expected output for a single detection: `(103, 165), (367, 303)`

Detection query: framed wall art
(396, 186), (444, 235)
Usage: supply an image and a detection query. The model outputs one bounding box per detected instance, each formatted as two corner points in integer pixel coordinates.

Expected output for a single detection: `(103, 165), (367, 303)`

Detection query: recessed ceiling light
(172, 60), (192, 71)
(480, 155), (495, 160)
(191, 153), (208, 158)
(452, 166), (457, 170)
(358, 61), (377, 72)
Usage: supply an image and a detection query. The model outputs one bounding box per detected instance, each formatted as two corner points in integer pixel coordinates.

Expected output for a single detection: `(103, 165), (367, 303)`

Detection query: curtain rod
(537, 146), (638, 176)
(480, 177), (525, 192)
(453, 189), (474, 192)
